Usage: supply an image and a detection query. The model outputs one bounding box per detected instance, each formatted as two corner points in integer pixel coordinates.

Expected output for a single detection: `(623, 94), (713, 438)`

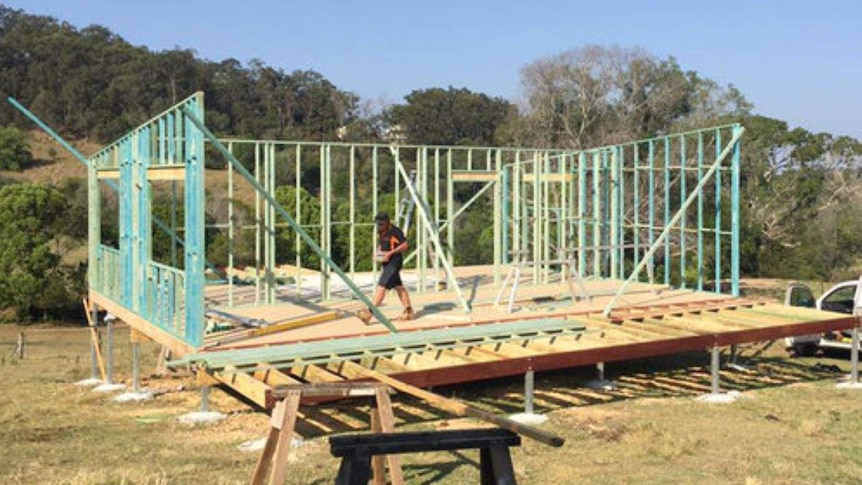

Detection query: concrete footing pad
(836, 381), (862, 390)
(508, 412), (548, 425)
(584, 379), (617, 391)
(177, 411), (226, 425)
(696, 390), (744, 403)
(93, 383), (126, 393)
(114, 390), (155, 402)
(74, 378), (104, 387)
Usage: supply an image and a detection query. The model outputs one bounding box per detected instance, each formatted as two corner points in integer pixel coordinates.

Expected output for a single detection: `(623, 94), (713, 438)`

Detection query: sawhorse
(330, 428), (521, 485)
(251, 382), (405, 485)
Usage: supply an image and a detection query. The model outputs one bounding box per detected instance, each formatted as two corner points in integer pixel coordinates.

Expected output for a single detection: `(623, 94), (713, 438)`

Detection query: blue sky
(9, 0), (862, 139)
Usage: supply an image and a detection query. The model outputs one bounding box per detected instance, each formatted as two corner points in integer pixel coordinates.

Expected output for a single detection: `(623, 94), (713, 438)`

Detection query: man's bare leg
(395, 286), (415, 320)
(359, 286), (388, 324)
(372, 285), (387, 306)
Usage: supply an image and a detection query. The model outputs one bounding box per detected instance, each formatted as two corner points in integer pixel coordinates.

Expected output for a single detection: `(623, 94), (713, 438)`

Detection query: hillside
(0, 130), (93, 184)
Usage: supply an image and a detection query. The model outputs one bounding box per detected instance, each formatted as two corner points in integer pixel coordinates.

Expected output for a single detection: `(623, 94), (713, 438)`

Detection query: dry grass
(2, 321), (862, 484)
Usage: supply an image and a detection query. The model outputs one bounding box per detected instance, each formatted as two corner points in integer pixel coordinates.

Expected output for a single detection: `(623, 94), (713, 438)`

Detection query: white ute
(784, 277), (862, 354)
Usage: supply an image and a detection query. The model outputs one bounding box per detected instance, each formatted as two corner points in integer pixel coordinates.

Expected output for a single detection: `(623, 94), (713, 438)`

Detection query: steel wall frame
(12, 90), (742, 351)
(87, 93), (206, 347)
(208, 125), (742, 317)
(501, 124), (743, 311)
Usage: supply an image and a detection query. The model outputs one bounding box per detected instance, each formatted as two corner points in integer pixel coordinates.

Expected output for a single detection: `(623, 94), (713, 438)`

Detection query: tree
(514, 45), (750, 149)
(386, 87), (515, 146)
(0, 183), (83, 320)
(0, 125), (33, 170)
(740, 115), (862, 278)
(274, 185), (322, 269)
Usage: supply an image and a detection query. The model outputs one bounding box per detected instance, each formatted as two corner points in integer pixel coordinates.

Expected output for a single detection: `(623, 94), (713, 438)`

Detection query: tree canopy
(0, 125), (32, 170)
(1, 5), (861, 321)
(0, 5), (360, 142)
(386, 87), (514, 146)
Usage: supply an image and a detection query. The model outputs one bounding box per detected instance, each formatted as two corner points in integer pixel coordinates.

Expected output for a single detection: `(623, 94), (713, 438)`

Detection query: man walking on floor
(358, 212), (415, 324)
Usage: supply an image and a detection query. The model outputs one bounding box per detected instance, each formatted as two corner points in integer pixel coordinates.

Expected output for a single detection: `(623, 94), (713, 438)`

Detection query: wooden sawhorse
(251, 382), (405, 485)
(330, 428), (522, 485)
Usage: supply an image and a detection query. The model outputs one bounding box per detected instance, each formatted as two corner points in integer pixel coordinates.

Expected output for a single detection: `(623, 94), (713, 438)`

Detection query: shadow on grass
(304, 450), (478, 485)
(287, 348), (848, 440)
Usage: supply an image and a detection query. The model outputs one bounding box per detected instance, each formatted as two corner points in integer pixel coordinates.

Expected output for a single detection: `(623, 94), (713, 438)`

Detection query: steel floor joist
(173, 317), (588, 370)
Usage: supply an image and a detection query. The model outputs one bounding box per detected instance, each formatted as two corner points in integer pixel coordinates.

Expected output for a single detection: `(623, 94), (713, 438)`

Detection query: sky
(8, 0), (862, 139)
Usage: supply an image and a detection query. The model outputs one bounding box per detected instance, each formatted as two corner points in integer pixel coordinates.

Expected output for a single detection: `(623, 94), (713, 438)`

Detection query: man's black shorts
(378, 264), (403, 290)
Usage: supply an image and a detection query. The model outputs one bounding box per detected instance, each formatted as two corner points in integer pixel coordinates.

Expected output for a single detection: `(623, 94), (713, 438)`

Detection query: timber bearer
(358, 212), (415, 324)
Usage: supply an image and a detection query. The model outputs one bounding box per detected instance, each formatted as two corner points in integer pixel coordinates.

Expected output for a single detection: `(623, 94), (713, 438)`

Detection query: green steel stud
(714, 128), (722, 292)
(183, 96), (205, 347)
(679, 134), (687, 289)
(697, 132), (704, 291)
(731, 124), (742, 296)
(663, 137), (671, 285)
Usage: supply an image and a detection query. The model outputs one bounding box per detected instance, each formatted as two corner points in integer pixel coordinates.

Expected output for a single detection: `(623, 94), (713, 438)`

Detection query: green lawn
(1, 323), (861, 484)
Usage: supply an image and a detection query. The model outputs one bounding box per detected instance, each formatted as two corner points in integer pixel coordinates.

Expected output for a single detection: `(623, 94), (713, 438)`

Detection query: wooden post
(82, 298), (107, 381)
(16, 332), (24, 359)
(372, 387), (404, 485)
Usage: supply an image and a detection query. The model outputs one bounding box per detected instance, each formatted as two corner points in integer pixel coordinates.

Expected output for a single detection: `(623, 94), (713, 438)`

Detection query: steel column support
(132, 342), (141, 393)
(710, 346), (721, 394)
(201, 385), (211, 413)
(90, 302), (100, 381)
(524, 369), (535, 414)
(106, 316), (114, 385)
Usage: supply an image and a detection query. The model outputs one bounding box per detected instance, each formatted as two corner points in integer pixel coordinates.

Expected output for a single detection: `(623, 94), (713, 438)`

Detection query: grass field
(2, 311), (862, 485)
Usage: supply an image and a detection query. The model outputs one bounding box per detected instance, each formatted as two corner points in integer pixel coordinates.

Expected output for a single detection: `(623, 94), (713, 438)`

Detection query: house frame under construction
(10, 92), (859, 410)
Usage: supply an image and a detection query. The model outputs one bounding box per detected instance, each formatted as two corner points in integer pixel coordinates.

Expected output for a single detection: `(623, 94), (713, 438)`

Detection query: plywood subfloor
(166, 265), (859, 409)
(203, 265), (727, 348)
